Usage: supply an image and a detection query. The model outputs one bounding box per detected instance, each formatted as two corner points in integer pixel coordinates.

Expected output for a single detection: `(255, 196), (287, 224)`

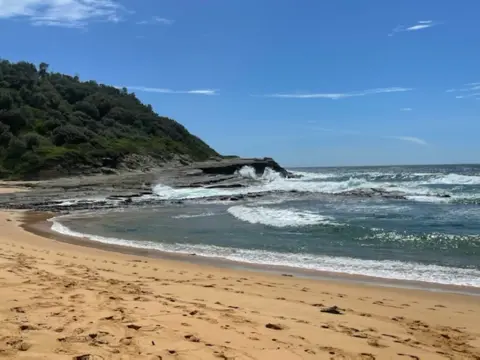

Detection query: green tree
(51, 125), (90, 146)
(0, 58), (218, 178)
(39, 62), (49, 78)
(23, 133), (44, 150)
(0, 109), (29, 135)
(73, 100), (100, 119)
(6, 136), (27, 159)
(0, 90), (13, 110)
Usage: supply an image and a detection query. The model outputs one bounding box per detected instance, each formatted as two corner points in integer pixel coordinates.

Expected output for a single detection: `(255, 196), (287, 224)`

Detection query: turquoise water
(55, 165), (480, 287)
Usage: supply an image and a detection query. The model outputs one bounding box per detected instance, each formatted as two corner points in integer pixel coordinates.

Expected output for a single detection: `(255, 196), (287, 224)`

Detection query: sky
(0, 0), (479, 167)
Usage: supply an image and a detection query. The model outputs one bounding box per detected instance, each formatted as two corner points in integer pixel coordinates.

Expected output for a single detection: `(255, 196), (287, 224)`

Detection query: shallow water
(54, 164), (480, 287)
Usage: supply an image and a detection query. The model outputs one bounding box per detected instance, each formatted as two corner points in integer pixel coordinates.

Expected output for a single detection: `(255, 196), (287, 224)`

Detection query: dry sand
(0, 209), (479, 359)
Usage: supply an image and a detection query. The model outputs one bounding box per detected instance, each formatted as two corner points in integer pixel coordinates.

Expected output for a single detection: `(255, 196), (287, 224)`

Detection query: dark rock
(194, 157), (291, 178)
(73, 355), (96, 360)
(127, 324), (142, 330)
(265, 323), (286, 330)
(18, 341), (31, 351)
(19, 324), (37, 331)
(340, 188), (408, 200)
(320, 305), (343, 315)
(205, 183), (245, 189)
(184, 334), (200, 342)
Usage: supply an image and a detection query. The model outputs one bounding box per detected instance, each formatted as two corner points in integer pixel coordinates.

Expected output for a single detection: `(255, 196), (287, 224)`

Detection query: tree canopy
(0, 59), (218, 179)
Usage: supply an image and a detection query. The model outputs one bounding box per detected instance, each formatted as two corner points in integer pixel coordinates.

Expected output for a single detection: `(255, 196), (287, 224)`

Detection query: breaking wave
(425, 173), (480, 185)
(227, 205), (338, 228)
(151, 166), (480, 204)
(236, 166), (282, 182)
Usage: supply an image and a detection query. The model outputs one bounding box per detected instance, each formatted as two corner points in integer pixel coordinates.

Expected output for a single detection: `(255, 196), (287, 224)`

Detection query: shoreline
(24, 211), (480, 297)
(1, 209), (480, 359)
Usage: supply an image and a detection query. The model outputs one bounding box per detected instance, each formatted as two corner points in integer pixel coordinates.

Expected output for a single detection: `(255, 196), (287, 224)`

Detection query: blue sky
(0, 0), (479, 166)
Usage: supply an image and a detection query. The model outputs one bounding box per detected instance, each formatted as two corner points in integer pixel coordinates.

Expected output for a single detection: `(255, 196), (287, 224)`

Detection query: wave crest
(227, 205), (337, 228)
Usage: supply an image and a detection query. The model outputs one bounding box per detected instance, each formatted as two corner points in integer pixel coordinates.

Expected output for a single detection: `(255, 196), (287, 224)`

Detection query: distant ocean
(52, 164), (480, 287)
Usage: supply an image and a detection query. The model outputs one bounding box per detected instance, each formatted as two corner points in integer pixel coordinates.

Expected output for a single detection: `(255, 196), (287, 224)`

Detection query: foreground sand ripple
(0, 211), (479, 359)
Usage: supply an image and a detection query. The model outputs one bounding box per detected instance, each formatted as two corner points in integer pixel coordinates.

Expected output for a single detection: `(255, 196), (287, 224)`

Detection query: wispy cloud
(386, 136), (427, 146)
(0, 0), (125, 28)
(389, 20), (440, 36)
(120, 86), (218, 96)
(310, 127), (428, 146)
(137, 16), (174, 25)
(400, 107), (413, 111)
(455, 93), (480, 99)
(261, 87), (412, 100)
(447, 82), (480, 100)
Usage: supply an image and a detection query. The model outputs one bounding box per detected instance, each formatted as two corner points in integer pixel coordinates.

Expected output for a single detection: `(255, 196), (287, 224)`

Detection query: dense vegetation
(0, 60), (217, 179)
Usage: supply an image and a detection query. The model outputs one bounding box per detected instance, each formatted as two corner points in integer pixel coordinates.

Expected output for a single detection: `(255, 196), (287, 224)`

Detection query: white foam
(406, 195), (450, 203)
(152, 168), (478, 203)
(54, 197), (111, 207)
(49, 218), (480, 287)
(426, 173), (480, 185)
(290, 171), (337, 180)
(227, 206), (336, 228)
(236, 165), (257, 180)
(172, 212), (215, 219)
(236, 166), (282, 182)
(152, 184), (243, 200)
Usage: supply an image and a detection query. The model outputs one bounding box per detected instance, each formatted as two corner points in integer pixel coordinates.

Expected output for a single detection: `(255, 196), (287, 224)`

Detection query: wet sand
(1, 209), (480, 359)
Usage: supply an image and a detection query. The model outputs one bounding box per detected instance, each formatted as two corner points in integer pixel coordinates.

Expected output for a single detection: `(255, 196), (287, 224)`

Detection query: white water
(151, 166), (480, 204)
(54, 197), (112, 207)
(50, 218), (480, 287)
(425, 173), (480, 185)
(227, 205), (337, 228)
(172, 212), (215, 219)
(236, 166), (282, 182)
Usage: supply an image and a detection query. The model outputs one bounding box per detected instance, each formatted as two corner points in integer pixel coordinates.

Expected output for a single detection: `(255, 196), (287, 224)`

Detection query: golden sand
(0, 209), (479, 360)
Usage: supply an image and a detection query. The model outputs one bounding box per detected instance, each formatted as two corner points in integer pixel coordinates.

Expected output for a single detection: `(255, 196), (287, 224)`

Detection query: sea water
(52, 164), (480, 287)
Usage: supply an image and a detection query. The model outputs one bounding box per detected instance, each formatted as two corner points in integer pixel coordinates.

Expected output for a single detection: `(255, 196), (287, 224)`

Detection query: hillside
(0, 60), (218, 179)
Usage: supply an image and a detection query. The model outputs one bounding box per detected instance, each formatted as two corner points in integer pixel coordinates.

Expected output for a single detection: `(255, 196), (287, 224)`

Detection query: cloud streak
(310, 127), (428, 146)
(389, 20), (439, 36)
(261, 87), (412, 100)
(120, 86), (218, 96)
(137, 16), (174, 25)
(447, 82), (480, 100)
(0, 0), (125, 28)
(386, 136), (427, 146)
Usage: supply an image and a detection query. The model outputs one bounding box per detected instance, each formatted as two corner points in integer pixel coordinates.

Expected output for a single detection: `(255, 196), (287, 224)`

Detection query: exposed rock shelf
(0, 158), (454, 213)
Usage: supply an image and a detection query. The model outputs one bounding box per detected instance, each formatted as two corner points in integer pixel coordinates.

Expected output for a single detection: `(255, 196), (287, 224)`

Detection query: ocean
(52, 164), (480, 288)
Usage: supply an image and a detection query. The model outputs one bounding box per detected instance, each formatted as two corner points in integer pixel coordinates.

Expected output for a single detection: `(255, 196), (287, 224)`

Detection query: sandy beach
(0, 205), (480, 360)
